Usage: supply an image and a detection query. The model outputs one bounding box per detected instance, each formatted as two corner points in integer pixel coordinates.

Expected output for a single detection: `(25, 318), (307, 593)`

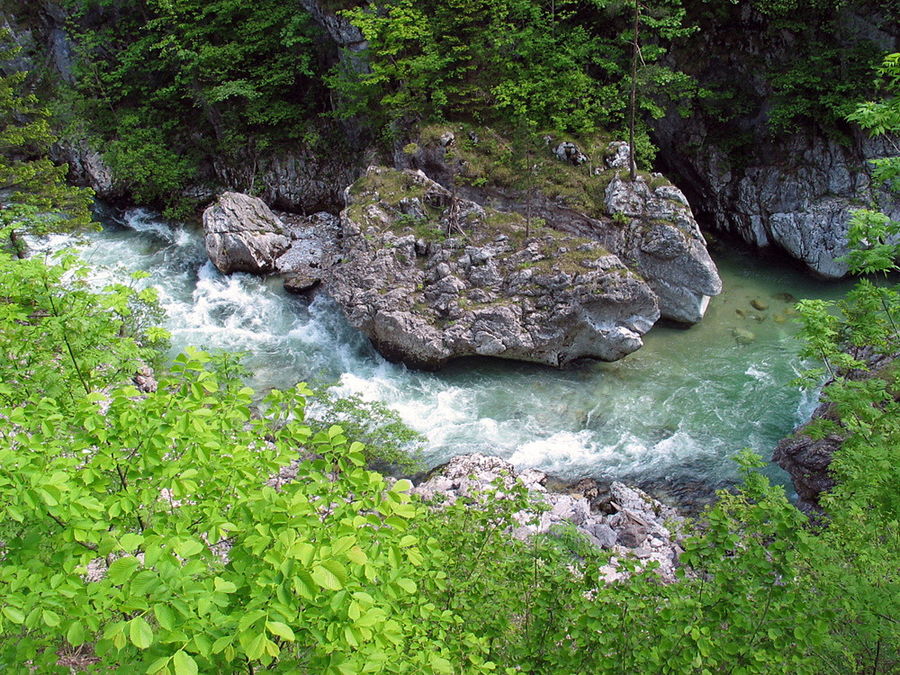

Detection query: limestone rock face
(656, 120), (898, 278)
(604, 175), (723, 324)
(212, 145), (361, 214)
(411, 453), (685, 582)
(325, 167), (660, 369)
(202, 192), (290, 274)
(52, 140), (121, 201)
(651, 7), (898, 279)
(604, 141), (632, 169)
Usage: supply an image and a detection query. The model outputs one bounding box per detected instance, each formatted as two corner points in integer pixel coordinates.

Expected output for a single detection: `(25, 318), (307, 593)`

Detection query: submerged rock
(733, 327), (756, 344)
(325, 166), (660, 369)
(202, 192), (290, 275)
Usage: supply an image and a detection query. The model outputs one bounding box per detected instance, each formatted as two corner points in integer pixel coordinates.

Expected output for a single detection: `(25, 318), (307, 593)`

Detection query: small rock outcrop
(275, 211), (341, 294)
(412, 453), (685, 582)
(202, 192), (290, 275)
(773, 417), (841, 513)
(325, 166), (660, 369)
(52, 139), (122, 201)
(774, 351), (897, 512)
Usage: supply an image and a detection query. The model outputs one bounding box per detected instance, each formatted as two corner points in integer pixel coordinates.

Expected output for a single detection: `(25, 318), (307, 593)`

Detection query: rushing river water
(35, 207), (851, 506)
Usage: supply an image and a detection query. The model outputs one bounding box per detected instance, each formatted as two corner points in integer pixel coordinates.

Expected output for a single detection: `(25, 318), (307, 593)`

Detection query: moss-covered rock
(395, 124), (722, 323)
(324, 166), (660, 369)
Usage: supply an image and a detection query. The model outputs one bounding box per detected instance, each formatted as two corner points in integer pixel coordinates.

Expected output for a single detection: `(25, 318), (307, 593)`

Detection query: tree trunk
(629, 0), (640, 181)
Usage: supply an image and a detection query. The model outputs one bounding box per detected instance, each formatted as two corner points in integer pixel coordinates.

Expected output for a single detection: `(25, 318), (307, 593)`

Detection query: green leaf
(153, 604), (176, 631)
(244, 632), (268, 661)
(121, 533), (145, 550)
(108, 556), (141, 585)
(396, 578), (416, 594)
(214, 577), (237, 593)
(391, 479), (413, 493)
(2, 607), (25, 624)
(42, 609), (61, 627)
(266, 621), (295, 642)
(172, 650), (198, 675)
(346, 545), (368, 565)
(146, 656), (170, 674)
(311, 564), (343, 591)
(131, 570), (158, 595)
(67, 621), (87, 646)
(175, 538), (204, 558)
(129, 616), (154, 649)
(430, 654), (453, 674)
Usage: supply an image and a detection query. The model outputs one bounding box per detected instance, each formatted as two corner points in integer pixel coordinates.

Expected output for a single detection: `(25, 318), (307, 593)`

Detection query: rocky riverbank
(774, 349), (897, 512)
(411, 453), (686, 583)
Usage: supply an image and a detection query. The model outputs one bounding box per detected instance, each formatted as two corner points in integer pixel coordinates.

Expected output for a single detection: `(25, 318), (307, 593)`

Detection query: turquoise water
(33, 209), (851, 505)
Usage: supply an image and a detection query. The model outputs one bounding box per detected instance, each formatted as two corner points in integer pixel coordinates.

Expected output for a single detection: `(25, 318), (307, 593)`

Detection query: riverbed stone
(733, 327), (755, 344)
(203, 192), (289, 274)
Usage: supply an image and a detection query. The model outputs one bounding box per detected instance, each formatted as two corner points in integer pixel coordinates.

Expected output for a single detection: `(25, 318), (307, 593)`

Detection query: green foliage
(767, 40), (884, 136)
(0, 30), (93, 247)
(331, 0), (699, 144)
(847, 52), (900, 190)
(1, 226), (897, 672)
(784, 61), (900, 672)
(308, 388), (425, 473)
(0, 294), (496, 672)
(60, 0), (328, 213)
(0, 249), (168, 408)
(745, 0), (894, 137)
(1, 19), (898, 670)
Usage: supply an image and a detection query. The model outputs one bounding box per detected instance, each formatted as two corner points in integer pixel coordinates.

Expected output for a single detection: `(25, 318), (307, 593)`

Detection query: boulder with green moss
(396, 125), (722, 324)
(324, 166), (660, 369)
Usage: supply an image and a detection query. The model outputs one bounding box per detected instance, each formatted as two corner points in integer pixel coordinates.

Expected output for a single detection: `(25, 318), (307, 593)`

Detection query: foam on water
(38, 208), (853, 501)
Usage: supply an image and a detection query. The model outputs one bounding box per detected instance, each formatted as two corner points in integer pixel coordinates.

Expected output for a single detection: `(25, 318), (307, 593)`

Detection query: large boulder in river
(604, 175), (723, 323)
(202, 192), (290, 274)
(395, 127), (722, 323)
(324, 166), (660, 370)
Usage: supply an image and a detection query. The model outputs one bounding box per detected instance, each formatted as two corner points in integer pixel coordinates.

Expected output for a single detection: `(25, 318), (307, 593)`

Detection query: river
(34, 206), (851, 506)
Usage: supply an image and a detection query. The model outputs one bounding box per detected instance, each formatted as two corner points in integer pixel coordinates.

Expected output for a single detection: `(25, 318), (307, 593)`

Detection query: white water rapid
(32, 207), (850, 506)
